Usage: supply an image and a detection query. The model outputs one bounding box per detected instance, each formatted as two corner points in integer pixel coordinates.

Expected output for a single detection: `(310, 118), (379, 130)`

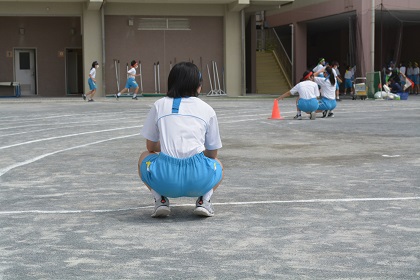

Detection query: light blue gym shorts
(88, 78), (96, 90)
(297, 98), (319, 113)
(318, 97), (337, 111)
(140, 152), (223, 198)
(125, 77), (138, 89)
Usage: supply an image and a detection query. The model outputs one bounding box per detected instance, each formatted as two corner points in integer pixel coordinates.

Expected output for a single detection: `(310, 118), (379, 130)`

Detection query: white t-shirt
(141, 97), (222, 158)
(313, 64), (324, 73)
(290, 80), (320, 99)
(413, 67), (419, 75)
(407, 67), (413, 76)
(399, 66), (406, 75)
(344, 68), (355, 79)
(314, 76), (336, 100)
(128, 67), (136, 78)
(89, 68), (96, 79)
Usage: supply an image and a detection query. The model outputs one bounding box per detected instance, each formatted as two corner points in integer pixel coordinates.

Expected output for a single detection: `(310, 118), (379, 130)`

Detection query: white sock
(202, 189), (213, 201)
(150, 189), (162, 201)
(133, 94), (137, 98)
(117, 92), (121, 96)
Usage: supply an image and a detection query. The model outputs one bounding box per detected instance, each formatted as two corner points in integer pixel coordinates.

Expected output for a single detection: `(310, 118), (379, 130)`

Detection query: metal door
(14, 49), (36, 95)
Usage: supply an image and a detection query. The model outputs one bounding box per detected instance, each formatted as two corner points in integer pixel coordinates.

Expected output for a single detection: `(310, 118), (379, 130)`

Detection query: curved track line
(0, 133), (140, 177)
(0, 196), (418, 215)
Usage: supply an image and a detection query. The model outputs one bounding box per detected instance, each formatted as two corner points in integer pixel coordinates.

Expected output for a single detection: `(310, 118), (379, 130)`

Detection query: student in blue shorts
(83, 61), (99, 102)
(115, 60), (141, 100)
(138, 62), (224, 218)
(314, 66), (337, 118)
(276, 70), (320, 120)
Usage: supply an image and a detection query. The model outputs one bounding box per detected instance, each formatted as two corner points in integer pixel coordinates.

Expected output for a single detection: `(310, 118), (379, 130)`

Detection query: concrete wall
(0, 16), (82, 96)
(104, 15), (223, 95)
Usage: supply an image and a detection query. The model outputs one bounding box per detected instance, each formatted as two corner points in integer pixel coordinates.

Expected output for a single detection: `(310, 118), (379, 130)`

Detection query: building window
(138, 18), (191, 30)
(19, 52), (30, 70)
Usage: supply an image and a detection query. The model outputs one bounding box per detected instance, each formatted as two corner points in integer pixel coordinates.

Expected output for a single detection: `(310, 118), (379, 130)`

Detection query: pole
(154, 63), (157, 93)
(380, 0), (383, 71)
(207, 63), (214, 95)
(371, 0), (375, 72)
(157, 61), (160, 93)
(114, 59), (120, 92)
(139, 60), (143, 93)
(290, 23), (294, 85)
(241, 9), (245, 96)
(126, 63), (130, 93)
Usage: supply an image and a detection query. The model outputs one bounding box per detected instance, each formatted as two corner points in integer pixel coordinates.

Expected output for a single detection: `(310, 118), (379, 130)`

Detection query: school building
(263, 0), (420, 90)
(1, 0), (420, 97)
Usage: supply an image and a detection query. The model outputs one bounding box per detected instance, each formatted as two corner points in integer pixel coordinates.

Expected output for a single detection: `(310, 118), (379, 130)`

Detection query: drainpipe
(371, 0), (375, 72)
(241, 9), (246, 96)
(290, 23), (294, 85)
(101, 2), (106, 96)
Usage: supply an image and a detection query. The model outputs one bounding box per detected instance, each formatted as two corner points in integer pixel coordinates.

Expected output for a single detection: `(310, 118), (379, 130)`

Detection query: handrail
(272, 29), (291, 64)
(259, 28), (293, 87)
(271, 50), (292, 88)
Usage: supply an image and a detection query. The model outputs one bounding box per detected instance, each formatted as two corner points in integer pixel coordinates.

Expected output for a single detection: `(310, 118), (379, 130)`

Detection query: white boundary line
(0, 133), (140, 177)
(0, 125), (141, 150)
(1, 196), (419, 215)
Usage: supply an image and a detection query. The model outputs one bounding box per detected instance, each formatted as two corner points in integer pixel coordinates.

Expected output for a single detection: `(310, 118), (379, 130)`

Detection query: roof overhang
(87, 0), (103, 10)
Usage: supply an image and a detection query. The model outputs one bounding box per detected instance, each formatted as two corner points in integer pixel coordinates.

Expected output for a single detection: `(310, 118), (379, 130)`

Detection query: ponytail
(325, 66), (335, 86)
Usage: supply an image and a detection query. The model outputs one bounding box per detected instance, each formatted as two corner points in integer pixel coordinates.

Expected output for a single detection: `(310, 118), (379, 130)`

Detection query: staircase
(256, 51), (290, 94)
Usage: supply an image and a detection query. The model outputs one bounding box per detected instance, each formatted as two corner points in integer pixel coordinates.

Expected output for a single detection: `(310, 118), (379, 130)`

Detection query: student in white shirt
(313, 58), (326, 77)
(413, 62), (419, 95)
(331, 61), (343, 101)
(276, 70), (320, 120)
(314, 66), (337, 118)
(344, 65), (356, 97)
(84, 61), (99, 102)
(115, 60), (141, 100)
(138, 62), (223, 218)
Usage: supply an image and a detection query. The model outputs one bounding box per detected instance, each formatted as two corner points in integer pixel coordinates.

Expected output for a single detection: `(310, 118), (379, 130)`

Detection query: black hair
(167, 62), (202, 98)
(130, 60), (137, 67)
(325, 66), (336, 86)
(300, 70), (313, 82)
(91, 61), (99, 69)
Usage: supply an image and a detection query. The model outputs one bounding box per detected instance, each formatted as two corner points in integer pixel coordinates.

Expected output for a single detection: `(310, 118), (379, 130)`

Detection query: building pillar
(82, 7), (103, 96)
(294, 22), (307, 83)
(224, 9), (242, 96)
(356, 0), (374, 75)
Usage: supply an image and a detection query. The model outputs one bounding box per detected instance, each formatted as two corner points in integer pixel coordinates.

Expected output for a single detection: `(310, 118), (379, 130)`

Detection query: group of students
(276, 58), (339, 120)
(83, 60), (142, 102)
(385, 61), (420, 95)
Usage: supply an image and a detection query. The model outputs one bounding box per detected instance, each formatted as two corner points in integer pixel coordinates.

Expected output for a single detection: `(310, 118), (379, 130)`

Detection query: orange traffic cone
(268, 99), (283, 120)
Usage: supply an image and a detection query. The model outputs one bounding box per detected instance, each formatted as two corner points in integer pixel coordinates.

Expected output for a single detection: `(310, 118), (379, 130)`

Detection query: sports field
(0, 95), (419, 279)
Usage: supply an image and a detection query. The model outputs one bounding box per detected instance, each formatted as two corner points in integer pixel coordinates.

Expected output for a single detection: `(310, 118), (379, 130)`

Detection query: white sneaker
(293, 114), (302, 120)
(151, 196), (170, 217)
(310, 111), (316, 120)
(193, 196), (214, 217)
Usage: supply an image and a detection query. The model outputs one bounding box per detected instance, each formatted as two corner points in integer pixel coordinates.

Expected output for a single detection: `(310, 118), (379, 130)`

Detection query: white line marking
(382, 155), (401, 158)
(0, 125), (141, 150)
(0, 196), (418, 215)
(0, 133), (140, 177)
